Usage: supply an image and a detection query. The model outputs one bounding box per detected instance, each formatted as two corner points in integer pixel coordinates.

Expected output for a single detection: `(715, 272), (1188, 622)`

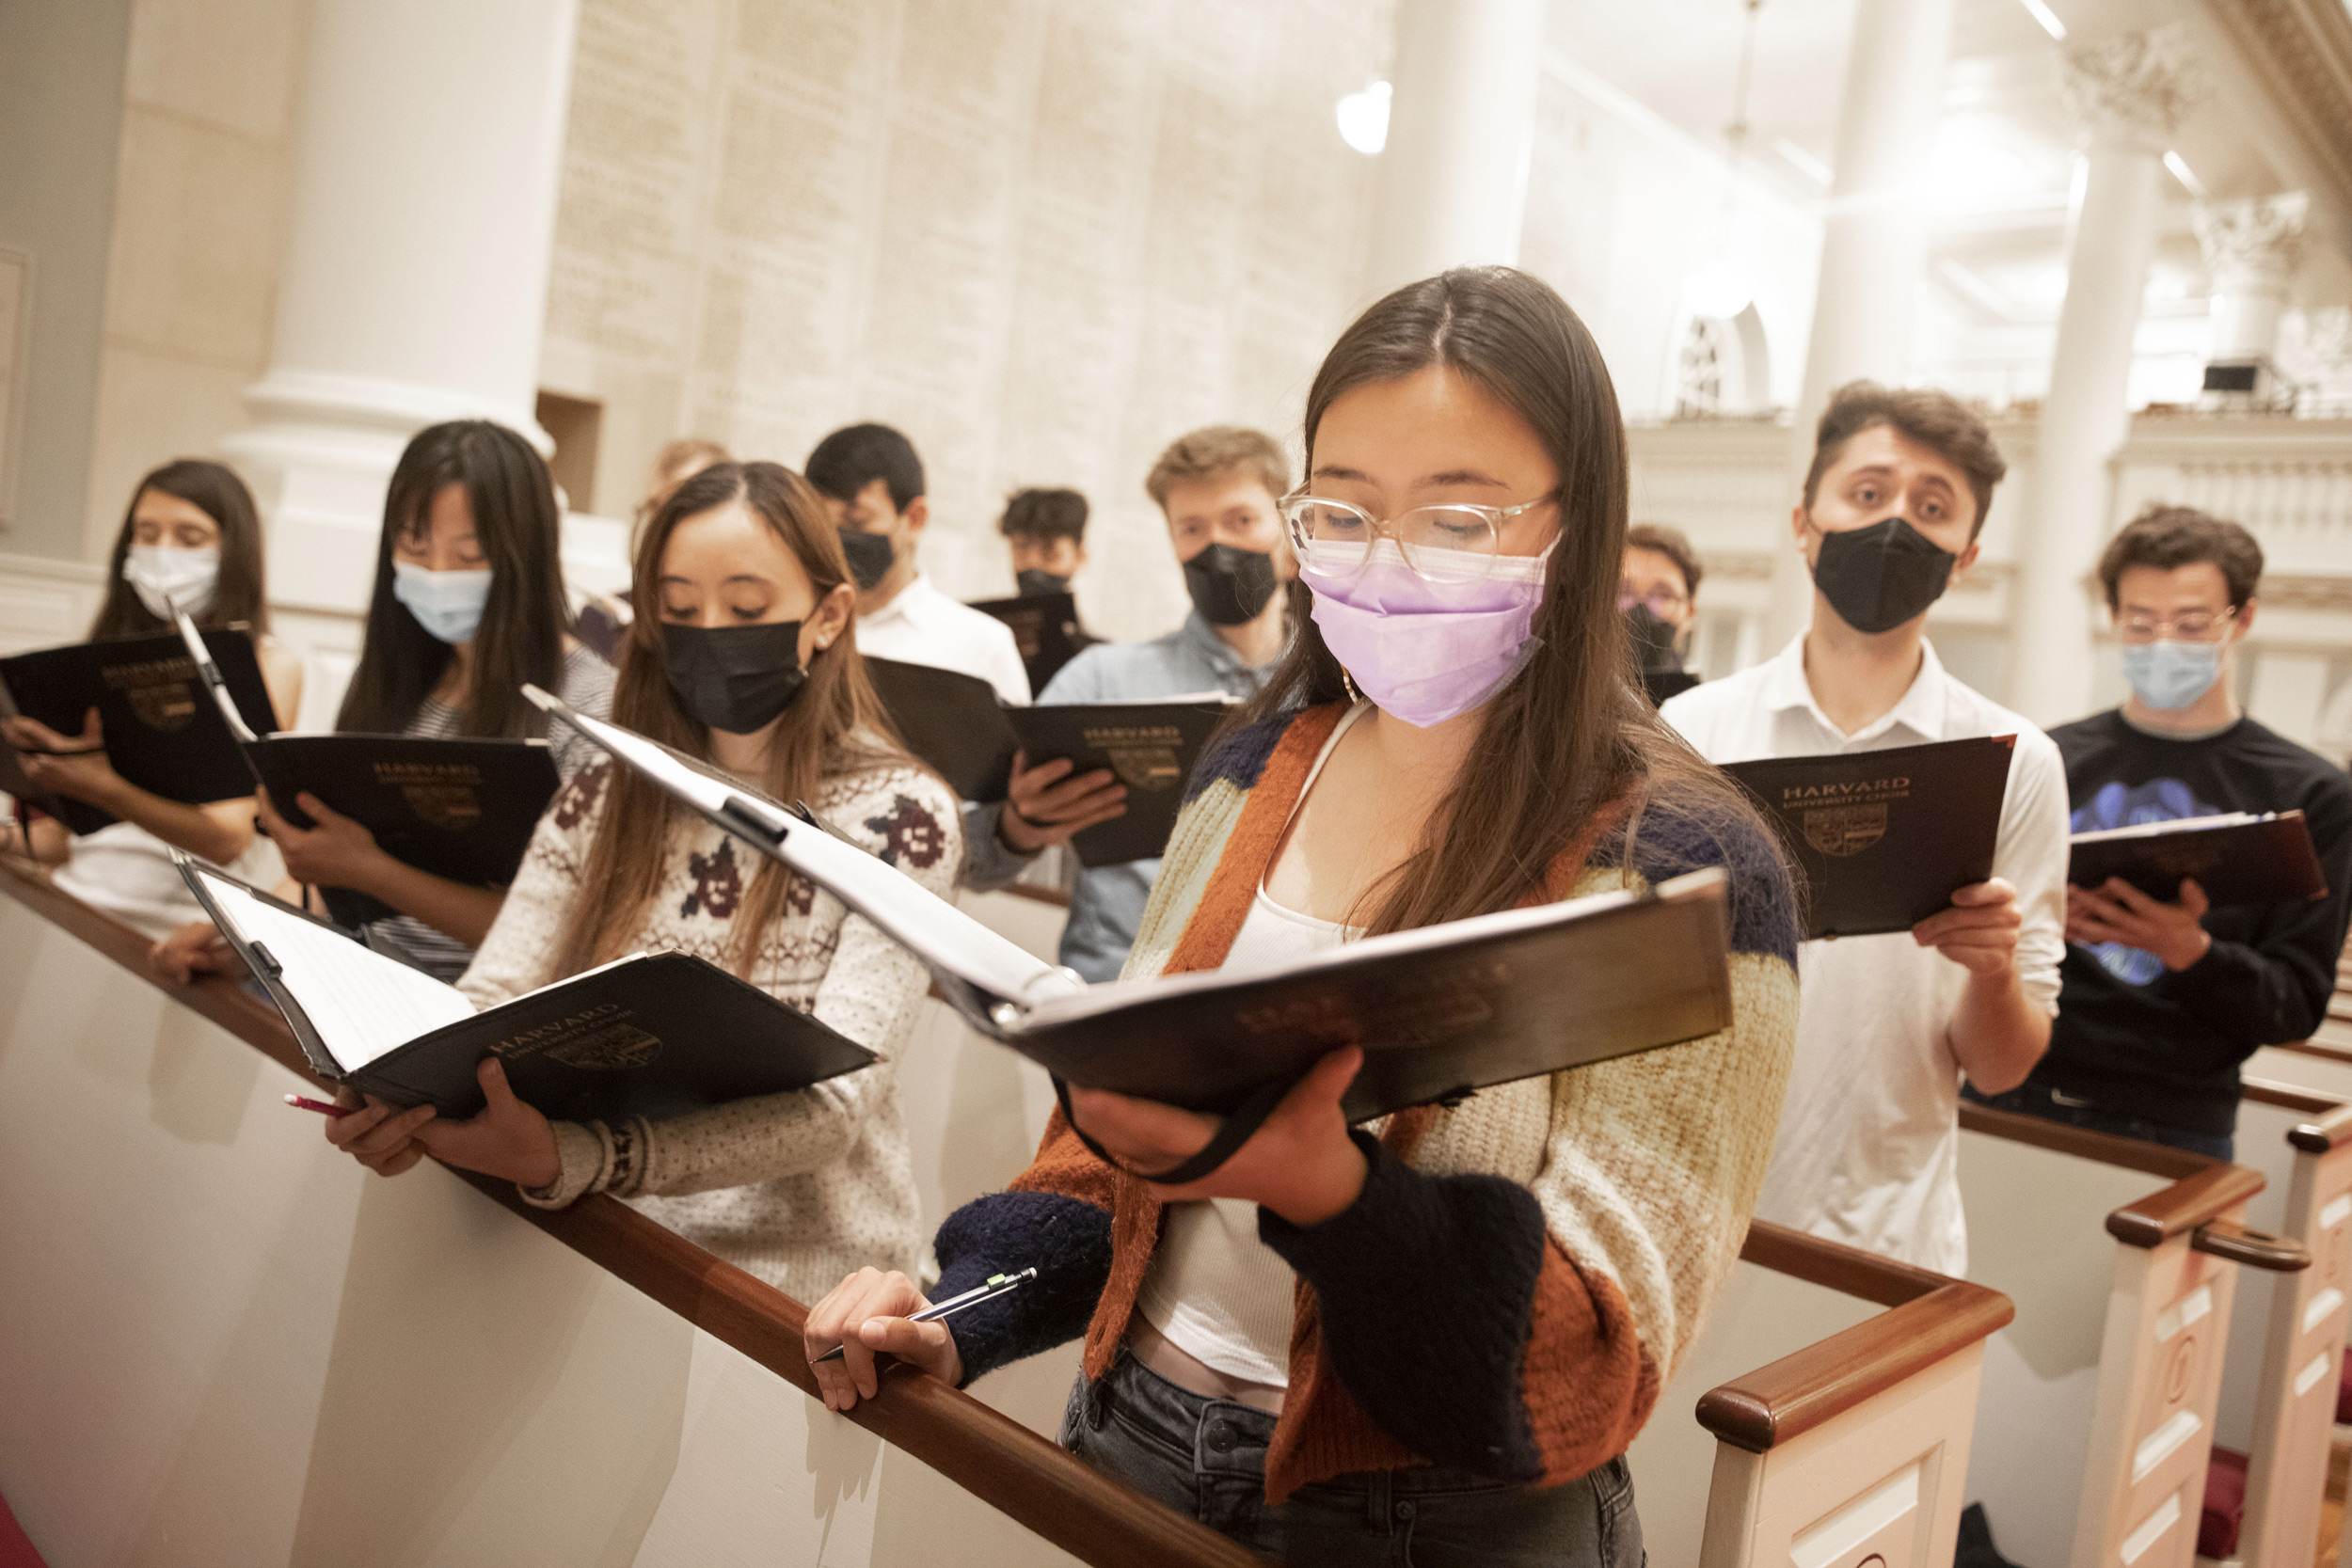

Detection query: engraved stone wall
(542, 0), (1392, 639)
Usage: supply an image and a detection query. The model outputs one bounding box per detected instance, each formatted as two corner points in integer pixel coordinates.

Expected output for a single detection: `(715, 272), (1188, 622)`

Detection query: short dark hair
(999, 487), (1089, 544)
(2097, 504), (2265, 610)
(1626, 522), (1702, 599)
(804, 423), (925, 510)
(1802, 381), (2007, 538)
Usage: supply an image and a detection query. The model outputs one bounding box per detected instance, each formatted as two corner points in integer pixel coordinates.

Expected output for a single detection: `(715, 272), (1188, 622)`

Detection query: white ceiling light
(1772, 137), (1834, 187)
(1682, 258), (1755, 319)
(1919, 120), (2031, 207)
(2016, 0), (2067, 41)
(2163, 150), (2207, 198)
(1337, 81), (1391, 156)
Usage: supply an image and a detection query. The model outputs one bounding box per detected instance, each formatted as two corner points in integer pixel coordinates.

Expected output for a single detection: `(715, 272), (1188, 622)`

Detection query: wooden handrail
(0, 856), (1269, 1568)
(2271, 1037), (2352, 1067)
(1957, 1101), (2208, 1180)
(1957, 1101), (2280, 1253)
(2241, 1077), (2346, 1117)
(2240, 1074), (2352, 1153)
(1695, 1221), (2013, 1453)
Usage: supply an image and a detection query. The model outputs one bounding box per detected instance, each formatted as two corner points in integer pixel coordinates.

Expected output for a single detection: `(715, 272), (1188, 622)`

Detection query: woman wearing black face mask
(319, 462), (962, 1302)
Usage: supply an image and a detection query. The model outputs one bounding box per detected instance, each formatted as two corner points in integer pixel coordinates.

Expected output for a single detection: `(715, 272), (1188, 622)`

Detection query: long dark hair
(554, 461), (914, 978)
(335, 420), (569, 738)
(1237, 266), (1777, 935)
(88, 460), (269, 640)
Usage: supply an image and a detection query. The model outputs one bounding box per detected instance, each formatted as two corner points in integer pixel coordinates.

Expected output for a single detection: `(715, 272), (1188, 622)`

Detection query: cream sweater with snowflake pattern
(457, 752), (961, 1303)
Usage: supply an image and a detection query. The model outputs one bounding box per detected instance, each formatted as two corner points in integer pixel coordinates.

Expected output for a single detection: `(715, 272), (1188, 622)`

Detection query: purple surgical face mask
(1306, 540), (1550, 728)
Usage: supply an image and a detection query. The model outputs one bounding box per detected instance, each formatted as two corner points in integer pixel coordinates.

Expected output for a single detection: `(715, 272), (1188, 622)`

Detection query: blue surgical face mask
(391, 560), (495, 644)
(2121, 639), (2224, 711)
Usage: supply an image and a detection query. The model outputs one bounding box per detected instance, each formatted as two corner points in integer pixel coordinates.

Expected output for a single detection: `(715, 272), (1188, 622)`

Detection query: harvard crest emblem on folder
(1803, 802), (1888, 857)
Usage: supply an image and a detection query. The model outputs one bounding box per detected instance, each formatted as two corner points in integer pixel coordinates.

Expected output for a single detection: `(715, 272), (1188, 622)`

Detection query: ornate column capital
(2194, 192), (2311, 291)
(2060, 27), (2209, 152)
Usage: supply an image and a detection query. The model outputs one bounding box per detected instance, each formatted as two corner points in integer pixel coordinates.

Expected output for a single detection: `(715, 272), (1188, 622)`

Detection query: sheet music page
(196, 873), (475, 1069)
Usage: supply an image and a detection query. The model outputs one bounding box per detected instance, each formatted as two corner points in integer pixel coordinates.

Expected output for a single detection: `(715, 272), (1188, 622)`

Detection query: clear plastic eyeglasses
(1278, 493), (1556, 584)
(2116, 606), (2237, 643)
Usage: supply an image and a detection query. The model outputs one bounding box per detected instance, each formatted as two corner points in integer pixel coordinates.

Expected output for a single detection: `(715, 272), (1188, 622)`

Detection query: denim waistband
(1092, 1349), (1525, 1497)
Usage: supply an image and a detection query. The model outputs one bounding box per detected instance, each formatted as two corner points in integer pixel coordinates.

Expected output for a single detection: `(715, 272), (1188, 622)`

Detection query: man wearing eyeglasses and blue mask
(1969, 507), (2352, 1159)
(962, 427), (1296, 981)
(1660, 382), (2069, 1276)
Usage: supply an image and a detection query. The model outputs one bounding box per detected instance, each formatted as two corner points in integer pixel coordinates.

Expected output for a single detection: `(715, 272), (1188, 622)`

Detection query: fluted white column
(1764, 0), (1958, 648)
(226, 0), (579, 615)
(2195, 191), (2309, 372)
(2010, 29), (2205, 726)
(1363, 0), (1547, 298)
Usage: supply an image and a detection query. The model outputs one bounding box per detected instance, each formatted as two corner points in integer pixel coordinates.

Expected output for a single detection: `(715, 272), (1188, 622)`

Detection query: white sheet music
(193, 870), (474, 1070)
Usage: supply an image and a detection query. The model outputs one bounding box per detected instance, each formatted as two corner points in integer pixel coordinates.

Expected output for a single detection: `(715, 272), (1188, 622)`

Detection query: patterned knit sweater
(456, 751), (961, 1304)
(930, 703), (1800, 1501)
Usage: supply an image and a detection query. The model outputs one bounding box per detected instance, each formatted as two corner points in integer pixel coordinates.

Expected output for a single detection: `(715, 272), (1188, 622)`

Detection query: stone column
(225, 0), (579, 616)
(2194, 192), (2309, 387)
(2009, 29), (2205, 726)
(1363, 0), (1548, 298)
(1764, 0), (1959, 649)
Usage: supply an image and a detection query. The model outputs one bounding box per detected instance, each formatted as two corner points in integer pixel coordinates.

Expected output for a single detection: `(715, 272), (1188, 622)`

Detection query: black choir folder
(968, 591), (1083, 695)
(863, 655), (1231, 866)
(1723, 735), (2016, 941)
(523, 686), (1737, 1125)
(0, 626), (278, 833)
(2070, 812), (2327, 908)
(177, 858), (873, 1121)
(246, 735), (562, 927)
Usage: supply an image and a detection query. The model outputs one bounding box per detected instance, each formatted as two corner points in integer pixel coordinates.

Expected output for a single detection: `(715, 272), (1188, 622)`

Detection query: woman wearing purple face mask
(803, 268), (1801, 1568)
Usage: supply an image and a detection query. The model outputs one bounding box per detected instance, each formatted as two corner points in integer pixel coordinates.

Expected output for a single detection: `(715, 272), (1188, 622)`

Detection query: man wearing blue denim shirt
(964, 428), (1295, 981)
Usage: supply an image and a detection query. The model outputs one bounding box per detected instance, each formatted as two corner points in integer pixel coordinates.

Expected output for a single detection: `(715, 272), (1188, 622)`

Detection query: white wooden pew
(1958, 1103), (2308, 1568)
(1629, 1223), (2011, 1568)
(2217, 1080), (2352, 1567)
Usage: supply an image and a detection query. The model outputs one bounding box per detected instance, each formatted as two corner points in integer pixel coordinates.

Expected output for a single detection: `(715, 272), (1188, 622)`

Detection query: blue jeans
(1058, 1350), (1644, 1566)
(1963, 1082), (2234, 1162)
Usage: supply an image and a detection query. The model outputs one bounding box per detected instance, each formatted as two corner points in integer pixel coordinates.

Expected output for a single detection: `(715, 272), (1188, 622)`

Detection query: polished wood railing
(1702, 1223), (2012, 1453)
(0, 855), (1268, 1568)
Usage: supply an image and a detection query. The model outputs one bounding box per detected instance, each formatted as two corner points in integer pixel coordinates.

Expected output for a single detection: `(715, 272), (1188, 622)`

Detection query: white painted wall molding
(0, 550), (103, 656)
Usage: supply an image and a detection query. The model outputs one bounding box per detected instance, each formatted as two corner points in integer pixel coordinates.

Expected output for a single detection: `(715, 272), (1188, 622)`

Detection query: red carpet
(0, 1492), (45, 1568)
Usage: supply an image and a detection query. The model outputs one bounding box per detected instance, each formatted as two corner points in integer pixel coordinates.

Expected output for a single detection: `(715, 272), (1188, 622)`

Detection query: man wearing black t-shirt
(1970, 506), (2352, 1157)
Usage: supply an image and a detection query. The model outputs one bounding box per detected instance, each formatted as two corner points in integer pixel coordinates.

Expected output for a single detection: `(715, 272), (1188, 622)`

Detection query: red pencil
(283, 1092), (354, 1118)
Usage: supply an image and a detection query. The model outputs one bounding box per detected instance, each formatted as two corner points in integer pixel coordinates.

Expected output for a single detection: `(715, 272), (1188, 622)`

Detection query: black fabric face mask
(662, 620), (809, 734)
(837, 528), (895, 592)
(1015, 568), (1071, 598)
(1182, 543), (1279, 626)
(1623, 603), (1684, 673)
(1809, 516), (1957, 635)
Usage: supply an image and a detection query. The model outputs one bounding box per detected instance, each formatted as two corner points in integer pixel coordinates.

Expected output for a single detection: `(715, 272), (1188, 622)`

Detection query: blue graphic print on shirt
(2072, 777), (2219, 984)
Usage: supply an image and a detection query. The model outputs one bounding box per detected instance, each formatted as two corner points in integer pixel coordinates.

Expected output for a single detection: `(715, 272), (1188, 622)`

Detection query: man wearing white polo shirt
(1661, 382), (2067, 1276)
(806, 423), (1030, 705)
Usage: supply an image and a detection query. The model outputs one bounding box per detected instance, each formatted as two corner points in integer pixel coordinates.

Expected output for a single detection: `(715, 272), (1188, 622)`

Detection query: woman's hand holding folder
(4, 708), (117, 803)
(322, 1058), (561, 1189)
(1063, 1044), (1370, 1225)
(257, 784), (385, 889)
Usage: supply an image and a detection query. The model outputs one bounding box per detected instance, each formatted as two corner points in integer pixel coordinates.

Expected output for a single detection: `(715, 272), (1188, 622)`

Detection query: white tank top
(1132, 703), (1368, 1387)
(54, 820), (285, 942)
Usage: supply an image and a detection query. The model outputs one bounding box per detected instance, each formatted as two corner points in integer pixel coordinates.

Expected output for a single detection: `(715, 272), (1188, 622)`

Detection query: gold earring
(1341, 667), (1362, 704)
